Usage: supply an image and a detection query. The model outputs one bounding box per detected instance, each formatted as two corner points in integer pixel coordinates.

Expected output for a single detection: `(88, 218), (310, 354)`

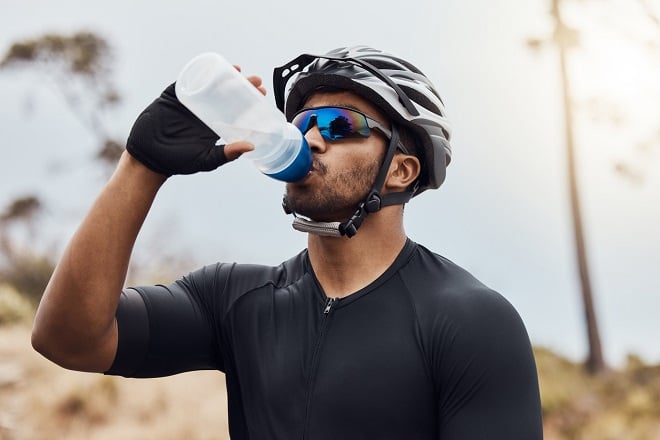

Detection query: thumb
(224, 141), (255, 161)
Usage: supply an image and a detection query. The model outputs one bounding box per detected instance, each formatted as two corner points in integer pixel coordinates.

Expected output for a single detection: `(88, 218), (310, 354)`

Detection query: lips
(292, 159), (324, 184)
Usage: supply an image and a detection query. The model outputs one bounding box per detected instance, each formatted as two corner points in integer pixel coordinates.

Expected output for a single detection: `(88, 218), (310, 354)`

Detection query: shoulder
(400, 242), (511, 315)
(402, 244), (542, 435)
(186, 248), (307, 284)
(178, 249), (311, 304)
(400, 241), (533, 368)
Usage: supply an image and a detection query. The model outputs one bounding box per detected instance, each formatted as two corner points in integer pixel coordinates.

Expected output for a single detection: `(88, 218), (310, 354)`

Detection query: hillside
(1, 288), (660, 439)
(537, 347), (660, 439)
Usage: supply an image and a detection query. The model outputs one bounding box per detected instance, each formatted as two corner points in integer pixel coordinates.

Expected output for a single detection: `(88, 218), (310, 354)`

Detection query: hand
(126, 83), (253, 176)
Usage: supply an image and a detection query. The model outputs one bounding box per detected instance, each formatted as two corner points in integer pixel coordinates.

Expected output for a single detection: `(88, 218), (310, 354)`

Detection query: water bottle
(175, 52), (312, 182)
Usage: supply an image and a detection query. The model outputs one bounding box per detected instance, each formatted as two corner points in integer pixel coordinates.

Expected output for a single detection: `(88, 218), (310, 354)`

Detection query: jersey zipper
(302, 297), (337, 439)
(323, 297), (337, 314)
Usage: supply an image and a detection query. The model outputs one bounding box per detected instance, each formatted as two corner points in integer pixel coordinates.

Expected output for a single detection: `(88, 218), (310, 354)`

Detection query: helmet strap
(284, 126), (413, 238)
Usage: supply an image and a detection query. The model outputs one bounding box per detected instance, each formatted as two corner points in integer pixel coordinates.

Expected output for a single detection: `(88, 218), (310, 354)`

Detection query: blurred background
(1, 0), (659, 438)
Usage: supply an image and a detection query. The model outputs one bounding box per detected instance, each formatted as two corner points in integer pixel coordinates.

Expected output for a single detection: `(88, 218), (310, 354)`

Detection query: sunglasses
(291, 106), (409, 154)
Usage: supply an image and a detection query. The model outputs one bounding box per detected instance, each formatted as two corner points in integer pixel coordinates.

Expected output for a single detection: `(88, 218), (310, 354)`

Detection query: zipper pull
(324, 298), (337, 315)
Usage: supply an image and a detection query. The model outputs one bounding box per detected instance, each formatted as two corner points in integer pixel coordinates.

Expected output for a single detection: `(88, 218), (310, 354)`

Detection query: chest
(224, 279), (437, 439)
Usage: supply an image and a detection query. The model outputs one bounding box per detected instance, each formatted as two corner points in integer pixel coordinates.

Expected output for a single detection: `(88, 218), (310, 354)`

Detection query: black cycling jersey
(106, 239), (543, 439)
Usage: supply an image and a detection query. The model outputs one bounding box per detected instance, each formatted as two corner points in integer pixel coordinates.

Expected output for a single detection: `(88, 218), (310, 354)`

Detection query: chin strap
(291, 216), (343, 237)
(283, 126), (414, 238)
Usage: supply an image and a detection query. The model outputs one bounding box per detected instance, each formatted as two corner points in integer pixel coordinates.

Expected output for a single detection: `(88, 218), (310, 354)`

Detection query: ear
(384, 154), (421, 193)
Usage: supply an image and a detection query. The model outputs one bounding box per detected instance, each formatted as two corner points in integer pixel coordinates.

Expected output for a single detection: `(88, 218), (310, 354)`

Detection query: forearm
(32, 151), (167, 372)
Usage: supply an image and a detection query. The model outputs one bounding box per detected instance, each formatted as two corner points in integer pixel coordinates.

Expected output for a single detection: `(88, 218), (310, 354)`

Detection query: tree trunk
(552, 0), (607, 374)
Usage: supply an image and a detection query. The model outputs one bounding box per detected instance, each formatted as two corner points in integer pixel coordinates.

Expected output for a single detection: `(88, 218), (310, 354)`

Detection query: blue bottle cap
(264, 138), (312, 182)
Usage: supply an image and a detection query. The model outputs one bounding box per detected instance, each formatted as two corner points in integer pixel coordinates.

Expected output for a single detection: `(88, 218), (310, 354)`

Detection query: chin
(286, 199), (358, 223)
(285, 181), (370, 222)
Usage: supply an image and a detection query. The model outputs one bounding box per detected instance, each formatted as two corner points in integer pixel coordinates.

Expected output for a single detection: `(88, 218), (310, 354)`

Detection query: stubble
(285, 156), (381, 222)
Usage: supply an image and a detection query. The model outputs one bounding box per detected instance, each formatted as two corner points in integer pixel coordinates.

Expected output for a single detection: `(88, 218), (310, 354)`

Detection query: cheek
(324, 144), (382, 172)
(325, 154), (381, 191)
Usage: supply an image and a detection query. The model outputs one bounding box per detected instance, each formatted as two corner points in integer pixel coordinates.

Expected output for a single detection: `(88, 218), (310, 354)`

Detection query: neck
(306, 206), (407, 298)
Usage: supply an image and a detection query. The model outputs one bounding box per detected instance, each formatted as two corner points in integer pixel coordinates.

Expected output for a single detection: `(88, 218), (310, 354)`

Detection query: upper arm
(105, 272), (224, 378)
(104, 260), (286, 378)
(434, 290), (543, 439)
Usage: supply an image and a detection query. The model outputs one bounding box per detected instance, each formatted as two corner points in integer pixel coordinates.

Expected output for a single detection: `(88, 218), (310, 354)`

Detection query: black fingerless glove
(126, 83), (228, 176)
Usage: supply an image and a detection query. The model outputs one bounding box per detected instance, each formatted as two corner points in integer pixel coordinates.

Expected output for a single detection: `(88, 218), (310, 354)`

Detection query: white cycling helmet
(274, 45), (452, 196)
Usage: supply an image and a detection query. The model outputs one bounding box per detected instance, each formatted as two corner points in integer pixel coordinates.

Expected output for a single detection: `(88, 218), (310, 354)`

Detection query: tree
(552, 0), (607, 375)
(0, 31), (197, 300)
(529, 0), (660, 374)
(0, 196), (54, 305)
(0, 31), (124, 165)
(0, 31), (125, 303)
(529, 0), (607, 374)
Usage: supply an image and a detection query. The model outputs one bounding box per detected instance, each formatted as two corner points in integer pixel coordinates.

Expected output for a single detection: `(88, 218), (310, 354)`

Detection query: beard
(285, 156), (382, 222)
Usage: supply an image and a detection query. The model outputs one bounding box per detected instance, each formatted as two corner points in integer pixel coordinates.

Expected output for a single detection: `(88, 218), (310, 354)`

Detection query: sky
(1, 0), (659, 367)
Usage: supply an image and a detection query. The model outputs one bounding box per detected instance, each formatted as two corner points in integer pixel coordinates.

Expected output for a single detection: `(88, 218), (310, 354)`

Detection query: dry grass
(0, 286), (33, 326)
(537, 347), (660, 440)
(3, 320), (660, 440)
(0, 323), (230, 440)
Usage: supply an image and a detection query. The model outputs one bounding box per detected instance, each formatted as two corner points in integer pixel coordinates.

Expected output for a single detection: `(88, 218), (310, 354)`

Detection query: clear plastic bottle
(175, 52), (312, 182)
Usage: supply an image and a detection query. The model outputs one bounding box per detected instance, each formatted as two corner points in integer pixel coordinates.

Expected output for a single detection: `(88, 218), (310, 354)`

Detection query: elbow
(31, 320), (48, 356)
(30, 283), (119, 372)
(30, 289), (118, 372)
(31, 320), (112, 373)
(31, 321), (66, 368)
(30, 288), (72, 368)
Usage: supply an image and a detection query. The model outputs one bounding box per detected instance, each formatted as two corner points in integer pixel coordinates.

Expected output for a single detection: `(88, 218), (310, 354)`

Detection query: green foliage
(1, 31), (113, 80)
(0, 31), (125, 308)
(0, 196), (41, 223)
(98, 139), (124, 164)
(0, 31), (119, 113)
(0, 30), (123, 167)
(0, 195), (53, 306)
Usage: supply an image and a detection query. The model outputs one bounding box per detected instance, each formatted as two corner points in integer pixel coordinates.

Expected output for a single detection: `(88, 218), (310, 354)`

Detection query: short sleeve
(434, 288), (543, 439)
(105, 271), (224, 378)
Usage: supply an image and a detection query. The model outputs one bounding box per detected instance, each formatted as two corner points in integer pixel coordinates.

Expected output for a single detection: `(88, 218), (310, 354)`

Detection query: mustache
(313, 159), (328, 176)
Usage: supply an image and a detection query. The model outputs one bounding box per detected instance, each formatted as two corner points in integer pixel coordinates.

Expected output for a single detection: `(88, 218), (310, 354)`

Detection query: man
(32, 46), (543, 439)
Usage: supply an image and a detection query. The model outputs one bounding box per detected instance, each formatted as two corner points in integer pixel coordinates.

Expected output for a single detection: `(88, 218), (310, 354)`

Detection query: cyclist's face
(285, 90), (390, 222)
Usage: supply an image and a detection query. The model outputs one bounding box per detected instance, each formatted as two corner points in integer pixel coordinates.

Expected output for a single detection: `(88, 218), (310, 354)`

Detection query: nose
(304, 124), (328, 154)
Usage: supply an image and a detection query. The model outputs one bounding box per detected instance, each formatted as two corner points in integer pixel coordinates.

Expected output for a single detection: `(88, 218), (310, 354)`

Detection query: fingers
(246, 75), (267, 96)
(232, 65), (267, 96)
(224, 141), (255, 161)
